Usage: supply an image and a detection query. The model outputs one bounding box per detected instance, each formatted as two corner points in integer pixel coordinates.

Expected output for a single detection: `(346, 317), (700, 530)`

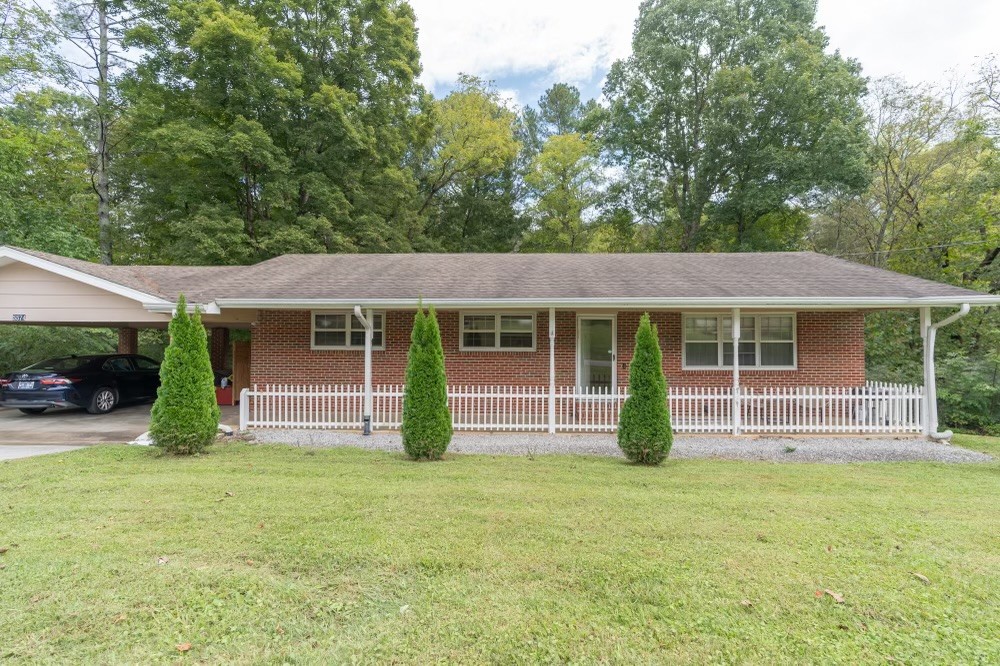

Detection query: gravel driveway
(250, 430), (992, 463)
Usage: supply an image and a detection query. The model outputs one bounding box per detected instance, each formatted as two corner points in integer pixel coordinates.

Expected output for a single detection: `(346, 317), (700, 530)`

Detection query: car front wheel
(88, 388), (117, 414)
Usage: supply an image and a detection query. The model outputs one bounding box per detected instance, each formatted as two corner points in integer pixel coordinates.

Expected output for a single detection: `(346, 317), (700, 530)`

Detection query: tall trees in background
(418, 76), (523, 251)
(809, 76), (1000, 432)
(118, 0), (427, 264)
(1, 0), (97, 258)
(604, 0), (869, 251)
(49, 0), (131, 264)
(810, 78), (975, 267)
(0, 91), (96, 256)
(522, 133), (602, 252)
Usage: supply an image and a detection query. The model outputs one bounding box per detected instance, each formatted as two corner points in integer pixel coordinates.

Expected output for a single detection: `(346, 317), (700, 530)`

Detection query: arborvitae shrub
(401, 305), (452, 460)
(150, 295), (220, 454)
(617, 312), (673, 464)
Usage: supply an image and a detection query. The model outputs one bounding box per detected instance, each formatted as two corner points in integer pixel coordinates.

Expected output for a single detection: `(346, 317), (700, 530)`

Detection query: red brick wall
(250, 309), (866, 389)
(117, 327), (138, 355)
(616, 311), (865, 389)
(209, 327), (230, 371)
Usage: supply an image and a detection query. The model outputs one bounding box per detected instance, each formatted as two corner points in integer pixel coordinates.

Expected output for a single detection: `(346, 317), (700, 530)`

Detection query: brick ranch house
(1, 246), (997, 437)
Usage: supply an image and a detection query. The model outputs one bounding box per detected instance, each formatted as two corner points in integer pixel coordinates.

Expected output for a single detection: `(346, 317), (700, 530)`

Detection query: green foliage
(0, 89), (97, 257)
(522, 133), (602, 252)
(812, 78), (1000, 433)
(865, 310), (1000, 435)
(604, 0), (868, 251)
(418, 76), (521, 250)
(426, 169), (529, 252)
(117, 0), (427, 263)
(149, 295), (220, 454)
(0, 0), (67, 100)
(401, 305), (452, 460)
(618, 313), (673, 464)
(0, 326), (114, 374)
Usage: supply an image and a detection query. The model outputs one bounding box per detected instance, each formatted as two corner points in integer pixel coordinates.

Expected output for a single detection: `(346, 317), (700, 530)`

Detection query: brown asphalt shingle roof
(13, 247), (245, 302)
(8, 247), (992, 303)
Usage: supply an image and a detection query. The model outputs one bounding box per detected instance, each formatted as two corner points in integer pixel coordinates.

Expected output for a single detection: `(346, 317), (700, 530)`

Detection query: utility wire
(832, 239), (997, 258)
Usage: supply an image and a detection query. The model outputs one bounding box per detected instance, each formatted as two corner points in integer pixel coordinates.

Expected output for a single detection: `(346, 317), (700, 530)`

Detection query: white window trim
(682, 313), (797, 371)
(311, 310), (385, 351)
(459, 311), (537, 352)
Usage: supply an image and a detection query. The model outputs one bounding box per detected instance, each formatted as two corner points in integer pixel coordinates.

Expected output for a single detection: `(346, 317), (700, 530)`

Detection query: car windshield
(23, 356), (101, 373)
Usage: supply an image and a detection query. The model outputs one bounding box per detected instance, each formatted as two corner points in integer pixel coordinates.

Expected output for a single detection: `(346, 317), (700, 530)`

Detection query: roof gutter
(208, 295), (1000, 310)
(145, 302), (221, 315)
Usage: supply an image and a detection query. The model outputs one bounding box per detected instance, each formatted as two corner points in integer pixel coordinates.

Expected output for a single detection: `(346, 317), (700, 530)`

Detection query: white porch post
(731, 307), (741, 436)
(354, 306), (374, 435)
(548, 307), (556, 434)
(922, 303), (971, 439)
(920, 307), (932, 437)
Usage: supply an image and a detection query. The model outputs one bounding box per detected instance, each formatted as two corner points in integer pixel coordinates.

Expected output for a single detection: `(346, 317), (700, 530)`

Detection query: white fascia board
(0, 246), (171, 306)
(212, 295), (1000, 310)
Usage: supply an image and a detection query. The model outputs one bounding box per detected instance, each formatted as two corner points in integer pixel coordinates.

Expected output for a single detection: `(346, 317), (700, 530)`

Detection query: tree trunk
(96, 0), (112, 265)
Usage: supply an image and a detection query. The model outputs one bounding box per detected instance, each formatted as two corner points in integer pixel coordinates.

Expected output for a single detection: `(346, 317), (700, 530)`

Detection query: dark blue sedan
(0, 354), (161, 415)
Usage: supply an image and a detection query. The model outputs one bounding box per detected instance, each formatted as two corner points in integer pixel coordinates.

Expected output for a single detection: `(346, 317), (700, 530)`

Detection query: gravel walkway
(250, 430), (992, 463)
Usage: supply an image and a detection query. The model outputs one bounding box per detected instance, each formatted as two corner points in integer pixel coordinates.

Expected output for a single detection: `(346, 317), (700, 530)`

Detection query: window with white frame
(460, 312), (535, 351)
(683, 314), (795, 369)
(312, 311), (384, 350)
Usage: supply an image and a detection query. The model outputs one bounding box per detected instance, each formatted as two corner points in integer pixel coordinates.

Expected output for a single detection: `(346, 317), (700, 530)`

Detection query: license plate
(15, 381), (35, 390)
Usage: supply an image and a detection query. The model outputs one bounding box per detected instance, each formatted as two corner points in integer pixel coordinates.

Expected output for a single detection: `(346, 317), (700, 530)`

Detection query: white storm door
(577, 316), (616, 391)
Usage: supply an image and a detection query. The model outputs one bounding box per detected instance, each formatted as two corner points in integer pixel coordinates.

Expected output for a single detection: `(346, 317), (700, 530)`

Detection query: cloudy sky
(408, 0), (1000, 108)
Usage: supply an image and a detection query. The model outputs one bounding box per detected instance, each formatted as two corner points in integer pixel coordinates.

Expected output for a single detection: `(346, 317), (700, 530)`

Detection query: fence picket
(241, 382), (925, 435)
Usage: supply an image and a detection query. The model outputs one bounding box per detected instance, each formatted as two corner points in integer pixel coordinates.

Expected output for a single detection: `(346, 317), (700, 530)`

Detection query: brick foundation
(250, 309), (865, 389)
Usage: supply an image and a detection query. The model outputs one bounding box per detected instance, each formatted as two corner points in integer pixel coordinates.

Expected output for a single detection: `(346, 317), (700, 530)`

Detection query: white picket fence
(240, 381), (924, 435)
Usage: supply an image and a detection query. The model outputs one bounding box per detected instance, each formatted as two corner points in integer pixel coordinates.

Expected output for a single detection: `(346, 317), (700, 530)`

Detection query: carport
(0, 246), (254, 438)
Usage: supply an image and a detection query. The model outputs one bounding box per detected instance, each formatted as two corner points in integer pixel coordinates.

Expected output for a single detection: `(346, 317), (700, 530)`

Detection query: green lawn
(1, 437), (998, 664)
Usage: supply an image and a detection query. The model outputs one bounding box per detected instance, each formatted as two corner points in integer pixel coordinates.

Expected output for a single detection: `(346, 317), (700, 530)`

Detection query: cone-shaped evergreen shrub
(401, 304), (452, 460)
(150, 295), (221, 454)
(617, 313), (673, 464)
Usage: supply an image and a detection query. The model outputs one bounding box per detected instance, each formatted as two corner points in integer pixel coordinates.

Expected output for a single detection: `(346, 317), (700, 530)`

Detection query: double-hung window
(312, 311), (384, 350)
(683, 314), (795, 369)
(460, 312), (535, 351)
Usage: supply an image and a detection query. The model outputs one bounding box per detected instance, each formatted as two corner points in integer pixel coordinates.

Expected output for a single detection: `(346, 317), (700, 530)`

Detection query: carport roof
(9, 247), (244, 303)
(2, 245), (998, 309)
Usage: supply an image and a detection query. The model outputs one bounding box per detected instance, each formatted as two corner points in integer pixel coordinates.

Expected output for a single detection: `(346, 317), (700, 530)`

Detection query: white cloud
(409, 0), (1000, 100)
(494, 88), (522, 110)
(409, 0), (639, 91)
(815, 0), (1000, 83)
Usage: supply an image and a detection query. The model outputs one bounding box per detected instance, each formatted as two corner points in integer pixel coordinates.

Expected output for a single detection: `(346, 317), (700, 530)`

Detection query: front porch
(239, 381), (925, 436)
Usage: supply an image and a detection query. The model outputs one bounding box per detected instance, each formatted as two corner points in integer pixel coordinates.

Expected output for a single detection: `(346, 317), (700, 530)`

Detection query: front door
(577, 316), (616, 391)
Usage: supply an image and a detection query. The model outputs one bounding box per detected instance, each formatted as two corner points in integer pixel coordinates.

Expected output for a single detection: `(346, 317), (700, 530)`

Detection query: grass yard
(1, 437), (998, 664)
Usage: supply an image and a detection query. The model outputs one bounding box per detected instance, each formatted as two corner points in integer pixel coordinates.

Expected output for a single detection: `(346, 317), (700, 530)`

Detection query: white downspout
(354, 305), (374, 436)
(923, 303), (970, 440)
(731, 308), (741, 436)
(548, 307), (556, 434)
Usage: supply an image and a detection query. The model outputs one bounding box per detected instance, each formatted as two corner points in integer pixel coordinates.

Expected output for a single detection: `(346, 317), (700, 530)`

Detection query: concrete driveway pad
(0, 403), (155, 445)
(0, 444), (84, 460)
(0, 403), (240, 447)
